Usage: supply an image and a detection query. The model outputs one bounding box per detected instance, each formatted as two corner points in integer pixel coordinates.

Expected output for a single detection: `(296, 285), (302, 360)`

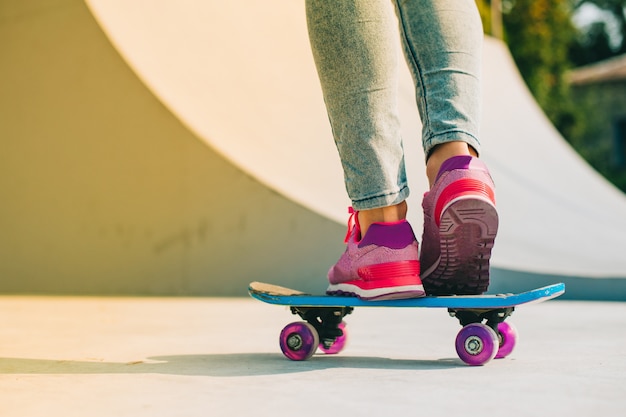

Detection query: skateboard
(248, 281), (565, 366)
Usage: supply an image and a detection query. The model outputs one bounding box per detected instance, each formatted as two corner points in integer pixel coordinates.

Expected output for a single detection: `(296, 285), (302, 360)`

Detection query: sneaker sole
(326, 283), (426, 301)
(422, 197), (498, 295)
(327, 269), (425, 300)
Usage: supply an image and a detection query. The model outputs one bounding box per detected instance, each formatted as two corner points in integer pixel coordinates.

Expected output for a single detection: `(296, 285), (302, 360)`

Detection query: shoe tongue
(435, 155), (483, 182)
(358, 221), (414, 249)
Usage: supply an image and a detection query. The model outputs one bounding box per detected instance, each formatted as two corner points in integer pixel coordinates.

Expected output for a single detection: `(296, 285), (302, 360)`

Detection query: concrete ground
(0, 295), (624, 417)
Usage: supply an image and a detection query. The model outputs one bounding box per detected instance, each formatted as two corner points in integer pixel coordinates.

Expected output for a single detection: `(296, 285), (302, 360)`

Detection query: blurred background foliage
(476, 0), (626, 192)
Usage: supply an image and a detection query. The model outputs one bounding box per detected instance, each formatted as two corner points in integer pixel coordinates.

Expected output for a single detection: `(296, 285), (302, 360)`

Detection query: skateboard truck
(448, 307), (515, 333)
(289, 306), (353, 349)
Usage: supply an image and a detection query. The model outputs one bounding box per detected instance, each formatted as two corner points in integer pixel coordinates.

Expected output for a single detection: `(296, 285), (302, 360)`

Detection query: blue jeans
(306, 0), (483, 210)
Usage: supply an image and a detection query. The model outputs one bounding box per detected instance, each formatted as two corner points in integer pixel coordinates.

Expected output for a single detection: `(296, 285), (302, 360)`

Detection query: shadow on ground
(1, 353), (465, 377)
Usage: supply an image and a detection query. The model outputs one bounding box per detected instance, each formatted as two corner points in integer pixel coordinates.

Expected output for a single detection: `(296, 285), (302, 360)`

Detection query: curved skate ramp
(2, 1), (625, 298)
(0, 0), (343, 295)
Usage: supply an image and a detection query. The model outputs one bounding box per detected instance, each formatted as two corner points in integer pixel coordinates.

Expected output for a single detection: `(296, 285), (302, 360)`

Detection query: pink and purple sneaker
(420, 155), (499, 295)
(327, 209), (425, 300)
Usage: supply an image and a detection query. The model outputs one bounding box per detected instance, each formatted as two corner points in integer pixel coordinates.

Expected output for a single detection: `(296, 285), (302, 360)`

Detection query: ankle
(426, 142), (477, 187)
(358, 201), (407, 237)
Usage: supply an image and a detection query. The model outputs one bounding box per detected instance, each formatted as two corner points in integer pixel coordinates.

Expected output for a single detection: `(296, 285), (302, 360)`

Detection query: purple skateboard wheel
(318, 321), (348, 355)
(279, 322), (319, 361)
(455, 323), (499, 366)
(495, 321), (518, 359)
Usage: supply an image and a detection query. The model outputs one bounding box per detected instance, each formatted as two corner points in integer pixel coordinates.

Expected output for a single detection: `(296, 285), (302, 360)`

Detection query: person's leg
(396, 0), (498, 295)
(305, 0), (408, 233)
(395, 0), (482, 170)
(306, 0), (423, 300)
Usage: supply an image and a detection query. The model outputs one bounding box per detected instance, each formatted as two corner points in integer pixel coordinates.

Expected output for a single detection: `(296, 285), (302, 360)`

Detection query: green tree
(476, 0), (493, 35)
(476, 1), (626, 192)
(570, 21), (616, 65)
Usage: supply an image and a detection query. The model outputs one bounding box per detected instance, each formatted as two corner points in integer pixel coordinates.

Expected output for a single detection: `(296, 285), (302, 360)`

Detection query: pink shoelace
(343, 207), (360, 243)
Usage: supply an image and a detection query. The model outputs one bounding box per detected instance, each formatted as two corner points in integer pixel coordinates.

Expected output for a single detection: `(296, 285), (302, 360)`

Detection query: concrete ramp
(1, 0), (343, 295)
(2, 0), (625, 298)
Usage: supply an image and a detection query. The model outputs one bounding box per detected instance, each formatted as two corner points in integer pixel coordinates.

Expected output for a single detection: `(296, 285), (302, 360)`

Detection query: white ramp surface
(2, 0), (624, 297)
(86, 0), (626, 279)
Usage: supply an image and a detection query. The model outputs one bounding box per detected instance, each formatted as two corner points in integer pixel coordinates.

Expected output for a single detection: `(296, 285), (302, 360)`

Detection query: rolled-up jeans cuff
(351, 185), (410, 211)
(424, 131), (482, 161)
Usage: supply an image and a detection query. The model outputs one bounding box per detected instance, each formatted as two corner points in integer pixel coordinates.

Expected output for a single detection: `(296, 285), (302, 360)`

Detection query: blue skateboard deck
(248, 281), (565, 309)
(249, 281), (565, 365)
